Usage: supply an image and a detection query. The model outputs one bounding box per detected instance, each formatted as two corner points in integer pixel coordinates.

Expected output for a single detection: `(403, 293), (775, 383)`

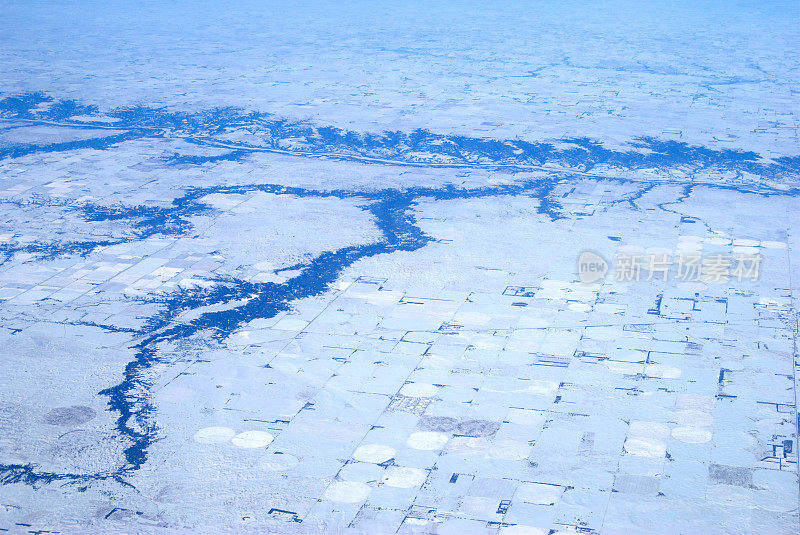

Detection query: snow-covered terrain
(0, 1), (798, 533)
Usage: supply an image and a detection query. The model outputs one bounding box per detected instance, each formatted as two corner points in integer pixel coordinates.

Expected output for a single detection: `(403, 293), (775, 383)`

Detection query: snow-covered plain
(0, 1), (798, 533)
